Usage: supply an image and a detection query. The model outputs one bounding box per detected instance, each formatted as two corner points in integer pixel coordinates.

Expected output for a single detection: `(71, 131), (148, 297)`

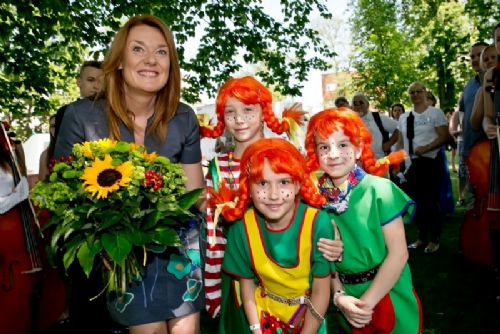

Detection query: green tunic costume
(324, 172), (422, 334)
(222, 201), (335, 333)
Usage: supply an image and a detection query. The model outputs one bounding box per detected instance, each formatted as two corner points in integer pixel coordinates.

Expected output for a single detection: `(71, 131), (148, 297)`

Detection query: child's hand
(336, 295), (373, 328)
(317, 238), (343, 261)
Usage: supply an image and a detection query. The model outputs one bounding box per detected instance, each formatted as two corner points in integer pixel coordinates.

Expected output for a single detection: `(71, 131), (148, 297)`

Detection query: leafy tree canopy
(349, 0), (499, 112)
(0, 0), (334, 137)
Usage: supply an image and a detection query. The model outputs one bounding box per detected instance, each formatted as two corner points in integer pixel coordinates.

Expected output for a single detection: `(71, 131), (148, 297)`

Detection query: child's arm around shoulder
(311, 209), (337, 271)
(317, 211), (343, 261)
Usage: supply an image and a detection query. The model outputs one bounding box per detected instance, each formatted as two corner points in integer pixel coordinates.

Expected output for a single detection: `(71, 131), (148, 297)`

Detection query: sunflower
(82, 154), (133, 199)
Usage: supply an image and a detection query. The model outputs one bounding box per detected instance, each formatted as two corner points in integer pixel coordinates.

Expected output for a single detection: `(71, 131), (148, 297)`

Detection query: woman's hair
(102, 15), (181, 143)
(305, 108), (405, 176)
(219, 138), (325, 221)
(200, 76), (293, 138)
(390, 103), (405, 117)
(46, 115), (56, 164)
(0, 123), (27, 176)
(426, 91), (437, 106)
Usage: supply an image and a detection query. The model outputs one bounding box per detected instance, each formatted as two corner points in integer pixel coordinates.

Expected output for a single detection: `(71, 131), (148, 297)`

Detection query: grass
(404, 153), (499, 334)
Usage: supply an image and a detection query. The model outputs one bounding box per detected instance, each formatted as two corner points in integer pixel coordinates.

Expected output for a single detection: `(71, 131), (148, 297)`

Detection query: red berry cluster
(144, 170), (163, 190)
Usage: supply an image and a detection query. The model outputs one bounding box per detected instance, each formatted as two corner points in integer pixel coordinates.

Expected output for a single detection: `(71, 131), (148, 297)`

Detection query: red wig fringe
(211, 138), (325, 222)
(200, 76), (293, 138)
(305, 108), (405, 176)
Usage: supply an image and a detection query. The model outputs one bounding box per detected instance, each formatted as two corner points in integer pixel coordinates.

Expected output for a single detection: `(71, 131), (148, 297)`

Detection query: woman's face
(223, 96), (263, 146)
(408, 84), (426, 105)
(121, 24), (170, 96)
(481, 47), (498, 71)
(315, 130), (361, 186)
(391, 106), (404, 120)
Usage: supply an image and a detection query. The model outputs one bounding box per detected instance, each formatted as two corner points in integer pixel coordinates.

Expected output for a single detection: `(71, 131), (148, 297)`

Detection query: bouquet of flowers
(32, 139), (202, 294)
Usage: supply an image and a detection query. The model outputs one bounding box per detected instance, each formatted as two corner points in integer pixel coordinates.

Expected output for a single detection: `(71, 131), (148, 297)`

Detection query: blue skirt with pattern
(107, 221), (204, 326)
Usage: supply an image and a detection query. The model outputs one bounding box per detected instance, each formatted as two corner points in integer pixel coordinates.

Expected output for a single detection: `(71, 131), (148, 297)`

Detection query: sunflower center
(97, 169), (122, 187)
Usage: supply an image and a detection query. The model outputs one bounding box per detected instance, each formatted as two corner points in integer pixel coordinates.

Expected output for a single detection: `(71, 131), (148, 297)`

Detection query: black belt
(338, 265), (380, 285)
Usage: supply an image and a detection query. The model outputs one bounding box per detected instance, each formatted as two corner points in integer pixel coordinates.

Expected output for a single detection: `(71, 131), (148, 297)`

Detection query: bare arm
(396, 131), (404, 151)
(38, 149), (49, 181)
(359, 216), (408, 309)
(470, 88), (484, 130)
(414, 125), (449, 155)
(301, 277), (330, 334)
(331, 275), (372, 328)
(382, 129), (400, 153)
(317, 218), (343, 261)
(240, 278), (262, 334)
(181, 162), (206, 211)
(483, 68), (498, 139)
(449, 110), (461, 137)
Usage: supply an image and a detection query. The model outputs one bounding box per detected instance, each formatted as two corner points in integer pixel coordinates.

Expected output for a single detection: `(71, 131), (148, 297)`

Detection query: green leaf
(62, 170), (80, 178)
(62, 236), (86, 271)
(77, 242), (100, 277)
(111, 158), (123, 166)
(113, 141), (130, 153)
(143, 210), (162, 229)
(145, 243), (167, 254)
(97, 212), (124, 230)
(130, 231), (153, 246)
(53, 163), (70, 172)
(153, 227), (181, 247)
(102, 232), (133, 263)
(49, 172), (58, 182)
(177, 188), (203, 210)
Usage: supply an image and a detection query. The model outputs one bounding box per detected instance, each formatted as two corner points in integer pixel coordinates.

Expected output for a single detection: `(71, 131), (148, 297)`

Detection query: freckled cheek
(280, 189), (294, 200)
(244, 114), (256, 122)
(256, 190), (267, 201)
(339, 150), (353, 159)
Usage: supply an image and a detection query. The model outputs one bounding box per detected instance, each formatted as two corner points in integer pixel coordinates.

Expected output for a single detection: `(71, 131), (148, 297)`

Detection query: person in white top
(397, 82), (450, 254)
(352, 93), (399, 159)
(0, 151), (29, 214)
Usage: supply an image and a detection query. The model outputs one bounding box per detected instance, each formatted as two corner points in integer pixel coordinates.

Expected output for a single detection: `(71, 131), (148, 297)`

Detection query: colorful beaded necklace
(226, 144), (237, 188)
(318, 164), (366, 214)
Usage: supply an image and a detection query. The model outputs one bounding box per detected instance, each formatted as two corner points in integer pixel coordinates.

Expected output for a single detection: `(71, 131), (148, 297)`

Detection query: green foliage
(349, 0), (493, 111)
(350, 0), (419, 110)
(31, 139), (201, 294)
(464, 0), (500, 41)
(0, 1), (334, 138)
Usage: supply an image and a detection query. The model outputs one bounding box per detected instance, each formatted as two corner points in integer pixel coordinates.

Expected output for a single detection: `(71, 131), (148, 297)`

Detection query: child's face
(224, 96), (263, 145)
(315, 130), (361, 186)
(250, 159), (300, 228)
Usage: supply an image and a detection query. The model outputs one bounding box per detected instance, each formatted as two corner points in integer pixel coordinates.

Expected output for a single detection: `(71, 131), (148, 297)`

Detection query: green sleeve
(222, 220), (255, 279)
(311, 209), (335, 277)
(373, 177), (416, 225)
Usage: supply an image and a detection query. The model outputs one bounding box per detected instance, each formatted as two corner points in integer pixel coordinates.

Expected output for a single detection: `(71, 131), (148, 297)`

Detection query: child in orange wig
(215, 138), (334, 334)
(305, 108), (422, 334)
(201, 76), (342, 332)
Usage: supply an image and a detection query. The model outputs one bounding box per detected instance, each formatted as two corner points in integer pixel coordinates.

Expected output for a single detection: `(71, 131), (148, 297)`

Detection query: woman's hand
(336, 295), (373, 328)
(317, 238), (343, 261)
